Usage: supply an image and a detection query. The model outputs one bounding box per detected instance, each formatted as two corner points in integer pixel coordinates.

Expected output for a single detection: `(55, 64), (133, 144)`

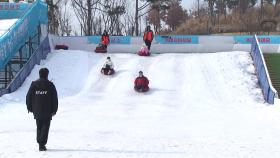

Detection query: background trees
(41, 0), (280, 35)
(177, 0), (280, 35)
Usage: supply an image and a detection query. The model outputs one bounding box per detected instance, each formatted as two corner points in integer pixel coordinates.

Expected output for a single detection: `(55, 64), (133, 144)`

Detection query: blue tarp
(0, 36), (50, 96)
(0, 1), (48, 69)
(0, 2), (30, 19)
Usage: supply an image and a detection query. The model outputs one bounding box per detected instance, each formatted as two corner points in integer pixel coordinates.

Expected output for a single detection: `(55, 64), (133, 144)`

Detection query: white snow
(0, 19), (18, 37)
(1, 50), (280, 158)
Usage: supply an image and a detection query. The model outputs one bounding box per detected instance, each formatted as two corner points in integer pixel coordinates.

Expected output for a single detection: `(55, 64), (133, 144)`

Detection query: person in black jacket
(26, 68), (58, 151)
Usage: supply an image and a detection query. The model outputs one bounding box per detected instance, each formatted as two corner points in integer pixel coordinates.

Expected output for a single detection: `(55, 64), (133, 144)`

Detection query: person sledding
(137, 43), (150, 56)
(143, 25), (154, 51)
(101, 56), (115, 75)
(95, 30), (110, 53)
(134, 71), (149, 92)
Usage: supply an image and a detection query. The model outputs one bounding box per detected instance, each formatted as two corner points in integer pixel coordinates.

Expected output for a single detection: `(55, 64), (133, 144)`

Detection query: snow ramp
(2, 50), (280, 158)
(1, 50), (263, 104)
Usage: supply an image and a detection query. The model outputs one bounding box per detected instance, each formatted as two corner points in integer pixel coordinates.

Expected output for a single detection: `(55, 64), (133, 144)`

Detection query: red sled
(55, 44), (68, 50)
(95, 44), (107, 53)
(137, 49), (150, 56)
(134, 86), (149, 92)
(101, 68), (115, 75)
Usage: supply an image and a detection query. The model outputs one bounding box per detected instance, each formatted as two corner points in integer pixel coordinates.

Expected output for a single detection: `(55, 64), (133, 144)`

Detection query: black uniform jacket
(26, 78), (58, 120)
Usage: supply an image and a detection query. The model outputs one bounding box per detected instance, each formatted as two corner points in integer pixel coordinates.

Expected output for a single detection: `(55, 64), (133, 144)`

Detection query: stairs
(263, 53), (280, 97)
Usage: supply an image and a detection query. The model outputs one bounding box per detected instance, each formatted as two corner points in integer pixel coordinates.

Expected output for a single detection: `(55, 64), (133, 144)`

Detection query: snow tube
(134, 86), (149, 92)
(95, 45), (107, 53)
(137, 49), (150, 56)
(101, 68), (115, 75)
(55, 45), (68, 50)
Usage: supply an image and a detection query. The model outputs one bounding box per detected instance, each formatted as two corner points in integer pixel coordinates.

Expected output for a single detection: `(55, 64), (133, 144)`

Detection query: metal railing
(0, 24), (41, 89)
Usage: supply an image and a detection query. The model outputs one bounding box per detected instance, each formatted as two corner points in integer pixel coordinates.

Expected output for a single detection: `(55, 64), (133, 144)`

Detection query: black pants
(135, 85), (144, 90)
(145, 40), (152, 50)
(102, 44), (107, 49)
(36, 119), (51, 146)
(135, 85), (146, 91)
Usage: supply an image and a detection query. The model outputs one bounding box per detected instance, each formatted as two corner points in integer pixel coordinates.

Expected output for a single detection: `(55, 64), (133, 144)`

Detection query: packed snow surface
(1, 50), (280, 158)
(0, 19), (18, 37)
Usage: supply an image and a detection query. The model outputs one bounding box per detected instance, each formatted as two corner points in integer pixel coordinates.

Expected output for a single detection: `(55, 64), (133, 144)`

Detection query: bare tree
(57, 0), (72, 36)
(97, 0), (126, 35)
(164, 1), (187, 31)
(123, 13), (135, 35)
(71, 0), (127, 35)
(107, 0), (126, 35)
(46, 0), (63, 35)
(135, 0), (153, 36)
(204, 0), (216, 25)
(197, 0), (200, 17)
(147, 9), (160, 33)
(71, 0), (102, 35)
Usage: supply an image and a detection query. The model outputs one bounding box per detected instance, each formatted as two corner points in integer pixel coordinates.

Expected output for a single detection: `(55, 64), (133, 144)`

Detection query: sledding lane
(1, 50), (280, 158)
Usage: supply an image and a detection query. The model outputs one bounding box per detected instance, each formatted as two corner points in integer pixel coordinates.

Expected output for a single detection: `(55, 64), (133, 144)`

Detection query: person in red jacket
(143, 25), (154, 50)
(134, 71), (149, 92)
(101, 30), (110, 49)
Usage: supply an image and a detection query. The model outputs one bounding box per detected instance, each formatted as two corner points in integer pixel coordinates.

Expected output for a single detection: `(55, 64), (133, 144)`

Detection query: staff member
(26, 68), (58, 151)
(101, 30), (110, 48)
(143, 25), (154, 50)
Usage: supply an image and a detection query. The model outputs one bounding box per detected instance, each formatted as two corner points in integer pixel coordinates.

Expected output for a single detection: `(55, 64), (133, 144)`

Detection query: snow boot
(39, 145), (47, 151)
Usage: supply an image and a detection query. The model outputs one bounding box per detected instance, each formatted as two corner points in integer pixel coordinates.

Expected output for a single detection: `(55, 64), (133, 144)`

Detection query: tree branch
(138, 1), (150, 11)
(138, 7), (153, 17)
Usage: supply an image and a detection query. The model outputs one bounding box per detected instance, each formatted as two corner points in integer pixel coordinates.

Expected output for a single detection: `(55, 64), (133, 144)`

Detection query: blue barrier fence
(0, 2), (30, 19)
(87, 35), (200, 44)
(69, 35), (280, 45)
(0, 0), (48, 69)
(251, 35), (278, 104)
(0, 36), (50, 96)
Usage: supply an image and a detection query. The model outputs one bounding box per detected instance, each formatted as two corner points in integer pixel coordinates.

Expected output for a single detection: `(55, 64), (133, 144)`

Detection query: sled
(101, 68), (115, 75)
(134, 86), (149, 92)
(137, 50), (151, 56)
(55, 44), (68, 50)
(95, 44), (107, 53)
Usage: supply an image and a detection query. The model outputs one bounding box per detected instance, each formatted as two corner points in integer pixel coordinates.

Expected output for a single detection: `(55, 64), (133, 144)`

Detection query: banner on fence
(155, 36), (199, 44)
(235, 36), (280, 44)
(0, 2), (30, 19)
(88, 36), (131, 44)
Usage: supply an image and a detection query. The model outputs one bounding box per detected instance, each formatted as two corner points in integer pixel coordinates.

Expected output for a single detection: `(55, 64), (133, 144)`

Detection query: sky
(182, 0), (195, 10)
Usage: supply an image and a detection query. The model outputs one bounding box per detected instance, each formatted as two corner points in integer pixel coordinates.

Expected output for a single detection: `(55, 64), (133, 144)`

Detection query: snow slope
(1, 50), (280, 158)
(0, 19), (18, 37)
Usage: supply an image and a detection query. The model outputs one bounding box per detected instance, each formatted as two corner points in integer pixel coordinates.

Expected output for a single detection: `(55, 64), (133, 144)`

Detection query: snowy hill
(1, 50), (280, 158)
